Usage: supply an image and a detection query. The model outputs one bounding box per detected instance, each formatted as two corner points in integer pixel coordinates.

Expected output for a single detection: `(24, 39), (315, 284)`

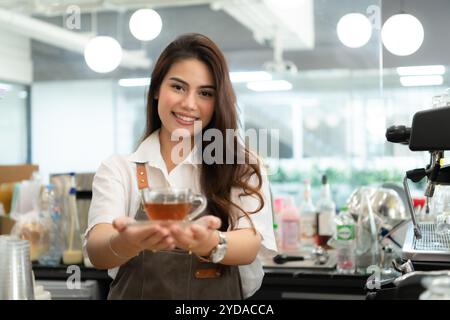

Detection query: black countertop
(33, 262), (370, 300)
(33, 262), (110, 281)
(252, 265), (369, 300)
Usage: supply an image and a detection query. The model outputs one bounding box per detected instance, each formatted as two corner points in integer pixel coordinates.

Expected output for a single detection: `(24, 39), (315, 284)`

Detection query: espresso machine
(386, 105), (450, 270)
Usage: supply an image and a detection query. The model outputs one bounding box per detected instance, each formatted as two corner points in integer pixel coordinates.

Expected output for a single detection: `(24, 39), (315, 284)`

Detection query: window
(0, 82), (29, 164)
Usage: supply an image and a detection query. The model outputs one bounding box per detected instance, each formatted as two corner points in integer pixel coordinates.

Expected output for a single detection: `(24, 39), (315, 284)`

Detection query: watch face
(211, 244), (227, 263)
(210, 232), (227, 263)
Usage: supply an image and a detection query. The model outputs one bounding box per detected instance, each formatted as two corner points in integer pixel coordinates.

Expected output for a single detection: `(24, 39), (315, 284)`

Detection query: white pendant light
(129, 9), (162, 41)
(84, 36), (122, 73)
(337, 13), (372, 48)
(381, 13), (424, 56)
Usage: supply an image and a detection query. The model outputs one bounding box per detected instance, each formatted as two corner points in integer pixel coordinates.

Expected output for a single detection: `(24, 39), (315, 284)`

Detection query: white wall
(32, 80), (116, 181)
(0, 29), (32, 84)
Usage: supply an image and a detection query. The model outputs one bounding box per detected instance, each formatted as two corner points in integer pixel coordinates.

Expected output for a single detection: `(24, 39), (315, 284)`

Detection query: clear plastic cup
(0, 236), (35, 300)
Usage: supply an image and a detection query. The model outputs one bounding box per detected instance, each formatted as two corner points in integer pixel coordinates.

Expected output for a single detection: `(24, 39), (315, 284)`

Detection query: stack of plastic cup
(0, 235), (35, 300)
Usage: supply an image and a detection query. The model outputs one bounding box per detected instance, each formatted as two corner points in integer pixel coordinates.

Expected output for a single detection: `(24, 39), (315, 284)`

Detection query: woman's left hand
(169, 215), (221, 256)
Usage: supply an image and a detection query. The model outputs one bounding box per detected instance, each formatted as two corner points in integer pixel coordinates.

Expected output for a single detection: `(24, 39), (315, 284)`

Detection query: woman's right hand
(112, 216), (176, 253)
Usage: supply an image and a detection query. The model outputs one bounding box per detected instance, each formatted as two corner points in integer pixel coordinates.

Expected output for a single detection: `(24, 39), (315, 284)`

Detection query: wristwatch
(205, 231), (227, 263)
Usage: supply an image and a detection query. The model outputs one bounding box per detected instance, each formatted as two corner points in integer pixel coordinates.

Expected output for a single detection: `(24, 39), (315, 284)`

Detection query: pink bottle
(273, 197), (285, 249)
(281, 197), (300, 252)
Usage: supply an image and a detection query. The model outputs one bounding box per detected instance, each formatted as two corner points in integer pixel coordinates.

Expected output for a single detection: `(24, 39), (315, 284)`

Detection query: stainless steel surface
(75, 173), (94, 234)
(392, 259), (414, 274)
(413, 223), (450, 251)
(75, 173), (95, 191)
(424, 151), (444, 198)
(347, 186), (407, 223)
(402, 222), (450, 262)
(311, 246), (330, 265)
(403, 175), (422, 239)
(393, 270), (450, 287)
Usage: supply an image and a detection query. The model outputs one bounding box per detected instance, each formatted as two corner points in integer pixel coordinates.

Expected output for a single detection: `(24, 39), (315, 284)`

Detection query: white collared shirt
(85, 129), (278, 298)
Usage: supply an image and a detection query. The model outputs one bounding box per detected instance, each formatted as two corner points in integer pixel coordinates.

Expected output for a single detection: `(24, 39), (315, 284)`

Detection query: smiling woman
(156, 58), (215, 140)
(85, 33), (277, 300)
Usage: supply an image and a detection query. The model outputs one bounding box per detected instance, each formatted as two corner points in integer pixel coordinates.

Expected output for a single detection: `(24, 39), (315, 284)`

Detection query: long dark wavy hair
(141, 33), (264, 231)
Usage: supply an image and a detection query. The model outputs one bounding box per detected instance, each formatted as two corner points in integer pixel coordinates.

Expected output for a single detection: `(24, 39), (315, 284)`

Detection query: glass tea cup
(141, 188), (207, 223)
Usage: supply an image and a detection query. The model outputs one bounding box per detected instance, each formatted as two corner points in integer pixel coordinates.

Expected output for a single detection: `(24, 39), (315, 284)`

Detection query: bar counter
(33, 251), (370, 300)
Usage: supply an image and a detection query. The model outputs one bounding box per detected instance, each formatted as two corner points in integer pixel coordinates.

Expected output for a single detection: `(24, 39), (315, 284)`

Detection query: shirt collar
(127, 129), (201, 169)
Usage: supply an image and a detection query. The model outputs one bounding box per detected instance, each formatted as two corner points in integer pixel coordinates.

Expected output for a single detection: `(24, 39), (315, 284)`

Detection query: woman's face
(157, 58), (215, 138)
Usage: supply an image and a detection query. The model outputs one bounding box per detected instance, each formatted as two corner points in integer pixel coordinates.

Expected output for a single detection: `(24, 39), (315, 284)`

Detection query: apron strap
(136, 163), (149, 190)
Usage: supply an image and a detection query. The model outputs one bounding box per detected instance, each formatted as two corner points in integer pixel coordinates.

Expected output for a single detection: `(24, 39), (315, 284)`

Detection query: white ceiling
(0, 0), (213, 14)
(1, 0), (449, 82)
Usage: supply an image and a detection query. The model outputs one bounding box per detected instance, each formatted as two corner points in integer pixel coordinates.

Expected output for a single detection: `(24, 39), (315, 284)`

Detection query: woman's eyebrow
(169, 76), (216, 89)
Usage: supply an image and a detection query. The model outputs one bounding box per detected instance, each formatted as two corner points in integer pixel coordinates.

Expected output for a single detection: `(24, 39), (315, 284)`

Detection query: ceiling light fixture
(230, 71), (272, 83)
(0, 83), (13, 92)
(84, 36), (122, 73)
(337, 13), (372, 48)
(129, 9), (162, 41)
(381, 13), (424, 56)
(400, 75), (443, 87)
(246, 80), (293, 92)
(396, 65), (445, 76)
(118, 78), (151, 87)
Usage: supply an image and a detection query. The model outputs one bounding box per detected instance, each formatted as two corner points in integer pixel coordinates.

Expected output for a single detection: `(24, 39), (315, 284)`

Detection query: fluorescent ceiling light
(118, 78), (151, 87)
(400, 75), (444, 87)
(0, 83), (13, 91)
(396, 65), (446, 76)
(246, 80), (293, 92)
(230, 71), (272, 83)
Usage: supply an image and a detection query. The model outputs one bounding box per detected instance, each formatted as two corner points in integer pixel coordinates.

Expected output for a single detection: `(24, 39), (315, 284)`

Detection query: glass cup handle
(188, 194), (207, 221)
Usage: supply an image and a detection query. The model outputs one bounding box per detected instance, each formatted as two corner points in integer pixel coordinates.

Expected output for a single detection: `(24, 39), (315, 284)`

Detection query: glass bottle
(281, 197), (300, 252)
(62, 180), (83, 265)
(299, 180), (317, 247)
(316, 175), (336, 248)
(334, 207), (356, 274)
(38, 184), (63, 266)
(355, 187), (381, 273)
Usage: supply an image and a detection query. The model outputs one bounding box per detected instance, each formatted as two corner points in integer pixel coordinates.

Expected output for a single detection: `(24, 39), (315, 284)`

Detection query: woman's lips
(172, 112), (199, 126)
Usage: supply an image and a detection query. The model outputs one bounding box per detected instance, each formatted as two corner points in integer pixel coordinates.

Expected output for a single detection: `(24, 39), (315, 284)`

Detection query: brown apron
(107, 163), (243, 300)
